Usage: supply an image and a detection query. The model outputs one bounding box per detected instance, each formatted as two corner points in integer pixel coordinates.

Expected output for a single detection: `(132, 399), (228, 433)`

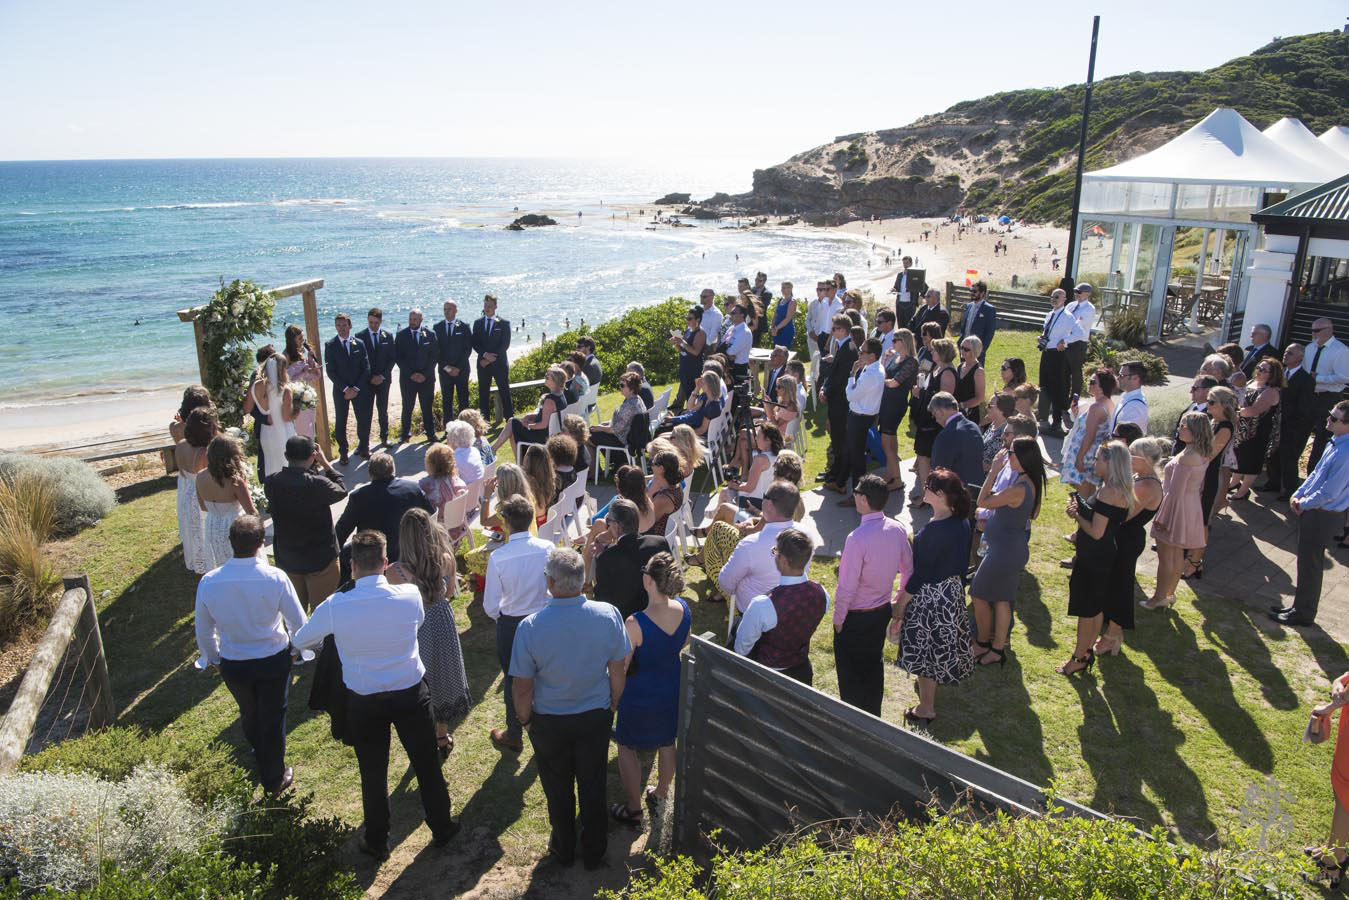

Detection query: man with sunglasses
(1307, 319), (1349, 471)
(1270, 399), (1349, 627)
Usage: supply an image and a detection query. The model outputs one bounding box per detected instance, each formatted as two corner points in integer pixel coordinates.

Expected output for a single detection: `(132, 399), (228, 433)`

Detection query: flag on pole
(965, 268), (979, 286)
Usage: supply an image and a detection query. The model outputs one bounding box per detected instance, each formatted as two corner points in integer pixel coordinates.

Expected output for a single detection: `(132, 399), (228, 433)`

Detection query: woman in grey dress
(388, 508), (471, 761)
(968, 437), (1047, 667)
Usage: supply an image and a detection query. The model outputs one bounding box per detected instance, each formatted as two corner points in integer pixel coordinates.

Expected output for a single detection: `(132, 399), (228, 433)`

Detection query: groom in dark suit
(355, 308), (395, 448)
(394, 308), (438, 443)
(473, 294), (512, 420)
(435, 299), (474, 426)
(324, 313), (371, 465)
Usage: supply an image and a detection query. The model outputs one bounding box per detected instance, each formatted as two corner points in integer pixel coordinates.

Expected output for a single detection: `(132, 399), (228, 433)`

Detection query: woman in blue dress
(611, 552), (691, 826)
(769, 289), (797, 350)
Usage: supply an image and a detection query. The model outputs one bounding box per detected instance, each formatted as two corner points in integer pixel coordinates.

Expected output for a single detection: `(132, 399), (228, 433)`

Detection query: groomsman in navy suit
(394, 308), (439, 443)
(473, 294), (513, 420)
(324, 313), (371, 464)
(435, 299), (474, 427)
(355, 307), (396, 447)
(959, 281), (998, 365)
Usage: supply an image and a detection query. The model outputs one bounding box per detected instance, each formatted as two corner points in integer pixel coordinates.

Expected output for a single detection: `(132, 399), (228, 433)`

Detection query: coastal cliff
(670, 31), (1348, 225)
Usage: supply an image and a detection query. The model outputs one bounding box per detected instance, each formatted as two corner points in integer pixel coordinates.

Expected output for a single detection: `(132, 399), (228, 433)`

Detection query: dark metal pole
(1063, 15), (1100, 290)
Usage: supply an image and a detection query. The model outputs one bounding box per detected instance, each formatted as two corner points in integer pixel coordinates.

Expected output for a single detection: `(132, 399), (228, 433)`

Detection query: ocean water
(0, 157), (874, 408)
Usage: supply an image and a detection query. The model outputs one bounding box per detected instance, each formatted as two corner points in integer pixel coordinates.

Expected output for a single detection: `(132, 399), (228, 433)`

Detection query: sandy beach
(3, 215), (1069, 453)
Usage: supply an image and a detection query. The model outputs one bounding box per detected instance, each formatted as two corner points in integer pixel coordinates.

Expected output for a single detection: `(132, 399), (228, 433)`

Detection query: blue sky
(1, 0), (1344, 165)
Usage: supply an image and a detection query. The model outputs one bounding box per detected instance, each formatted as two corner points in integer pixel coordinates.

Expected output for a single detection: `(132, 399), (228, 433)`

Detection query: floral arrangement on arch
(200, 279), (275, 428)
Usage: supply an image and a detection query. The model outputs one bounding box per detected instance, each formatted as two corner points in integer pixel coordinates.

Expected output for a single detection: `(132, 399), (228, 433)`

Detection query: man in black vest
(324, 313), (371, 464)
(435, 299), (473, 427)
(355, 308), (396, 448)
(890, 256), (926, 330)
(732, 528), (828, 685)
(394, 308), (438, 444)
(473, 294), (513, 420)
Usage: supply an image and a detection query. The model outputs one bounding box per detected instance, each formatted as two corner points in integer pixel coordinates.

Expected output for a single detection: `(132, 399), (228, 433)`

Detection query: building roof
(1086, 108), (1342, 187)
(1323, 126), (1349, 161)
(1263, 118), (1349, 175)
(1252, 173), (1349, 226)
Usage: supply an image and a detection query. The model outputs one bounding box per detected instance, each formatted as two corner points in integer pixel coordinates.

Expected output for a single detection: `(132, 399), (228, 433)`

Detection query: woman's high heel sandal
(1180, 553), (1204, 580)
(1092, 634), (1122, 656)
(977, 646), (1008, 667)
(970, 638), (992, 658)
(1139, 594), (1176, 611)
(1055, 649), (1095, 676)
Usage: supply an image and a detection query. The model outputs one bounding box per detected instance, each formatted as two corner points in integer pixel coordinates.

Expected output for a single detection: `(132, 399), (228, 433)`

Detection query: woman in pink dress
(1145, 411), (1211, 610)
(283, 325), (326, 456)
(419, 443), (467, 542)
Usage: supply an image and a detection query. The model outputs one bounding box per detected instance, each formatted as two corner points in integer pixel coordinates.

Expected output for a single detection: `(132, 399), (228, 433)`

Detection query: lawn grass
(54, 326), (1344, 884)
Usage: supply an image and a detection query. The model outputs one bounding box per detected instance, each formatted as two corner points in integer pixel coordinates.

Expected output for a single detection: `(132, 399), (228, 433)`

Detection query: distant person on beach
(355, 308), (395, 448)
(473, 294), (513, 420)
(324, 313), (370, 465)
(395, 308), (438, 444)
(435, 299), (474, 426)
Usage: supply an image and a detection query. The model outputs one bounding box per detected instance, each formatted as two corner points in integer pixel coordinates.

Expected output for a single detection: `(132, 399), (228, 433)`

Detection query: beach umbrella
(997, 215), (1011, 225)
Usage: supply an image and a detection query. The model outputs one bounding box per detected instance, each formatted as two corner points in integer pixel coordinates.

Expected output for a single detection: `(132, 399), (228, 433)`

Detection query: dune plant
(0, 455), (114, 536)
(0, 473), (60, 640)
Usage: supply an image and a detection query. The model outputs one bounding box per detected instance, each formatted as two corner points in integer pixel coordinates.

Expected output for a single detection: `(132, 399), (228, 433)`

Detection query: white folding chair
(539, 507), (564, 545)
(699, 414), (727, 489)
(440, 491), (469, 547)
(680, 491), (701, 551)
(460, 479), (485, 547)
(514, 415), (561, 461)
(582, 383), (601, 424)
(559, 477), (590, 539)
(663, 512), (686, 571)
(648, 388), (670, 421)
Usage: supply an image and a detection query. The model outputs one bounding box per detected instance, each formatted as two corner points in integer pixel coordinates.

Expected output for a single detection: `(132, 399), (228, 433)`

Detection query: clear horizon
(2, 0), (1345, 168)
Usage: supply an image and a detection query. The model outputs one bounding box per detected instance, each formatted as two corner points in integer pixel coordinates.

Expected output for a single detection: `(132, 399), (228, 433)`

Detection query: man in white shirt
(1308, 318), (1349, 469)
(725, 303), (753, 385)
(482, 495), (554, 753)
(718, 481), (811, 616)
(293, 530), (457, 858)
(698, 289), (723, 354)
(808, 281), (842, 354)
(1109, 361), (1149, 434)
(1064, 283), (1097, 399)
(1037, 289), (1078, 435)
(195, 515), (307, 794)
(733, 528), (830, 685)
(872, 309), (897, 357)
(838, 338), (885, 500)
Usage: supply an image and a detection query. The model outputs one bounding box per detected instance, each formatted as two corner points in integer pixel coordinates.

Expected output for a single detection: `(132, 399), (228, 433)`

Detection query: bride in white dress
(196, 433), (259, 570)
(254, 354), (298, 479)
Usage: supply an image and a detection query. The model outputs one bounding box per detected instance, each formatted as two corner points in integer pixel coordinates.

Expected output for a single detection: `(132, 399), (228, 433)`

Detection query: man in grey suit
(959, 281), (997, 365)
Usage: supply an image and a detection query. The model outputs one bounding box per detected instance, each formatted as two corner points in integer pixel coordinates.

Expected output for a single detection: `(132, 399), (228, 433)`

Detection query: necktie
(1044, 309), (1062, 340)
(342, 338), (349, 355)
(1312, 343), (1324, 373)
(367, 332), (375, 355)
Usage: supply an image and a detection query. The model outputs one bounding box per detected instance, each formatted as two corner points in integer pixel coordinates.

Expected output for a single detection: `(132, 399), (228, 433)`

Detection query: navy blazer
(324, 334), (370, 394)
(1282, 367), (1317, 434)
(334, 477), (434, 562)
(910, 303), (950, 337)
(593, 533), (670, 620)
(355, 327), (395, 380)
(472, 317), (511, 367)
(960, 300), (997, 357)
(435, 318), (474, 372)
(823, 338), (858, 402)
(931, 414), (986, 488)
(394, 326), (438, 379)
(1239, 343), (1278, 380)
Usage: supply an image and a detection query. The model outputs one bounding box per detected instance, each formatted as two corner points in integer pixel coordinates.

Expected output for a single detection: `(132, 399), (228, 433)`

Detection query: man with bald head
(1308, 318), (1349, 470)
(395, 308), (438, 443)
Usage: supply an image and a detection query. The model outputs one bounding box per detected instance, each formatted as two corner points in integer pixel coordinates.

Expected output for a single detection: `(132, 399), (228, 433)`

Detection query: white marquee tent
(1323, 126), (1349, 161)
(1263, 118), (1349, 177)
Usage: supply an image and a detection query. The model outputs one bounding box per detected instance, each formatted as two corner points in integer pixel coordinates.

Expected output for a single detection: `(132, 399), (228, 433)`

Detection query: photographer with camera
(1037, 288), (1077, 437)
(263, 435), (348, 611)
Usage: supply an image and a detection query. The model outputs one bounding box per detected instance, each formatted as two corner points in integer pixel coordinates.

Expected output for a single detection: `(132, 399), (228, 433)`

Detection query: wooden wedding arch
(177, 278), (333, 460)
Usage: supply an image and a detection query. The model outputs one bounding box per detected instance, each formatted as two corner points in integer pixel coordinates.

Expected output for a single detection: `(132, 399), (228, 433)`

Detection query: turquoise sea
(0, 157), (874, 408)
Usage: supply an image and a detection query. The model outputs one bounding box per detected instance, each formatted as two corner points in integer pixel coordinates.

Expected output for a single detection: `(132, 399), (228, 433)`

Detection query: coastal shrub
(604, 806), (1308, 900)
(0, 454), (115, 536)
(2, 853), (270, 900)
(229, 789), (359, 900)
(0, 474), (60, 640)
(1085, 334), (1169, 385)
(1107, 309), (1149, 347)
(0, 764), (237, 894)
(1148, 389), (1190, 440)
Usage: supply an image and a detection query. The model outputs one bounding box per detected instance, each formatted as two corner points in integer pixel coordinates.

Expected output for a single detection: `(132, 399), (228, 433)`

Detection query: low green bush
(2, 853), (270, 900)
(605, 805), (1308, 900)
(1085, 334), (1169, 386)
(0, 455), (115, 536)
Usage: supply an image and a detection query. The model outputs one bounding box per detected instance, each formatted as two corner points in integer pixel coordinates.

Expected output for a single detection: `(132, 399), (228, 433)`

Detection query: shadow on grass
(943, 652), (1055, 789)
(1013, 574), (1056, 651)
(1134, 608), (1275, 774)
(115, 474), (176, 505)
(1191, 594), (1299, 711)
(1073, 653), (1219, 846)
(1294, 624), (1349, 684)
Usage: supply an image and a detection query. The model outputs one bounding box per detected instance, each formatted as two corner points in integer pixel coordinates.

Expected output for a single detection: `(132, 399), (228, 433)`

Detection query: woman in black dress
(670, 306), (706, 408)
(878, 328), (919, 491)
(955, 336), (986, 422)
(1058, 441), (1134, 676)
(1188, 385), (1236, 580)
(1231, 359), (1284, 500)
(1098, 437), (1165, 655)
(911, 335), (958, 506)
(494, 365), (568, 458)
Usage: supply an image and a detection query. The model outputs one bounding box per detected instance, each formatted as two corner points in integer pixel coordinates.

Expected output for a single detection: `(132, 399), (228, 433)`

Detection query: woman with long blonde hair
(1058, 440), (1134, 676)
(462, 462), (535, 587)
(387, 508), (470, 759)
(1147, 413), (1211, 610)
(1097, 436), (1166, 653)
(1189, 385), (1237, 577)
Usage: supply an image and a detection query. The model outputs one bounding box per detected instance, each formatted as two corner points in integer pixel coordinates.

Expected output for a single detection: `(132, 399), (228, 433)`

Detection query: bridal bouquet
(249, 478), (268, 515)
(292, 383), (318, 413)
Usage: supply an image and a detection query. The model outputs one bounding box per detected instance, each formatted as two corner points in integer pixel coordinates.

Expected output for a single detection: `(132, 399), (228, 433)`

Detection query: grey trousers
(1293, 508), (1342, 621)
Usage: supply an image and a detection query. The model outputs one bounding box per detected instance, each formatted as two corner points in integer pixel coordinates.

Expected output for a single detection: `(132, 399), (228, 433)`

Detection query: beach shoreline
(2, 215), (1069, 452)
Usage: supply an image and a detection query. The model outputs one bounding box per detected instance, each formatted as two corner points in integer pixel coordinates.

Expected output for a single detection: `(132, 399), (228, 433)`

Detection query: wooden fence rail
(0, 575), (114, 775)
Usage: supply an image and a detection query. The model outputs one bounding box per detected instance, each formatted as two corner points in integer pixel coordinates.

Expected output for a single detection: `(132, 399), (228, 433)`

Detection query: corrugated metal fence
(673, 635), (1102, 855)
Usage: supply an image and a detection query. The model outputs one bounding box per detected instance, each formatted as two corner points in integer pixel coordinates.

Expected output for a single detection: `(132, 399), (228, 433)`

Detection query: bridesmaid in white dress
(254, 354), (298, 479)
(196, 434), (258, 570)
(173, 406), (217, 574)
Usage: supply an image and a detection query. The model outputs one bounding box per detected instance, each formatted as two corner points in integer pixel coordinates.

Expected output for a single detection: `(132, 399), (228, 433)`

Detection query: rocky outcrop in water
(505, 214), (558, 231)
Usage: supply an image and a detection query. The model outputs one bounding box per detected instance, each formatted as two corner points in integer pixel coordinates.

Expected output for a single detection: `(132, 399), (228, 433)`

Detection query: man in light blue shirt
(510, 546), (630, 870)
(1272, 399), (1349, 626)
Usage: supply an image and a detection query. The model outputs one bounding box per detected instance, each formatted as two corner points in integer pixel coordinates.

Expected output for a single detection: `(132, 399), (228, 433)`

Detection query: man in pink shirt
(833, 475), (914, 715)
